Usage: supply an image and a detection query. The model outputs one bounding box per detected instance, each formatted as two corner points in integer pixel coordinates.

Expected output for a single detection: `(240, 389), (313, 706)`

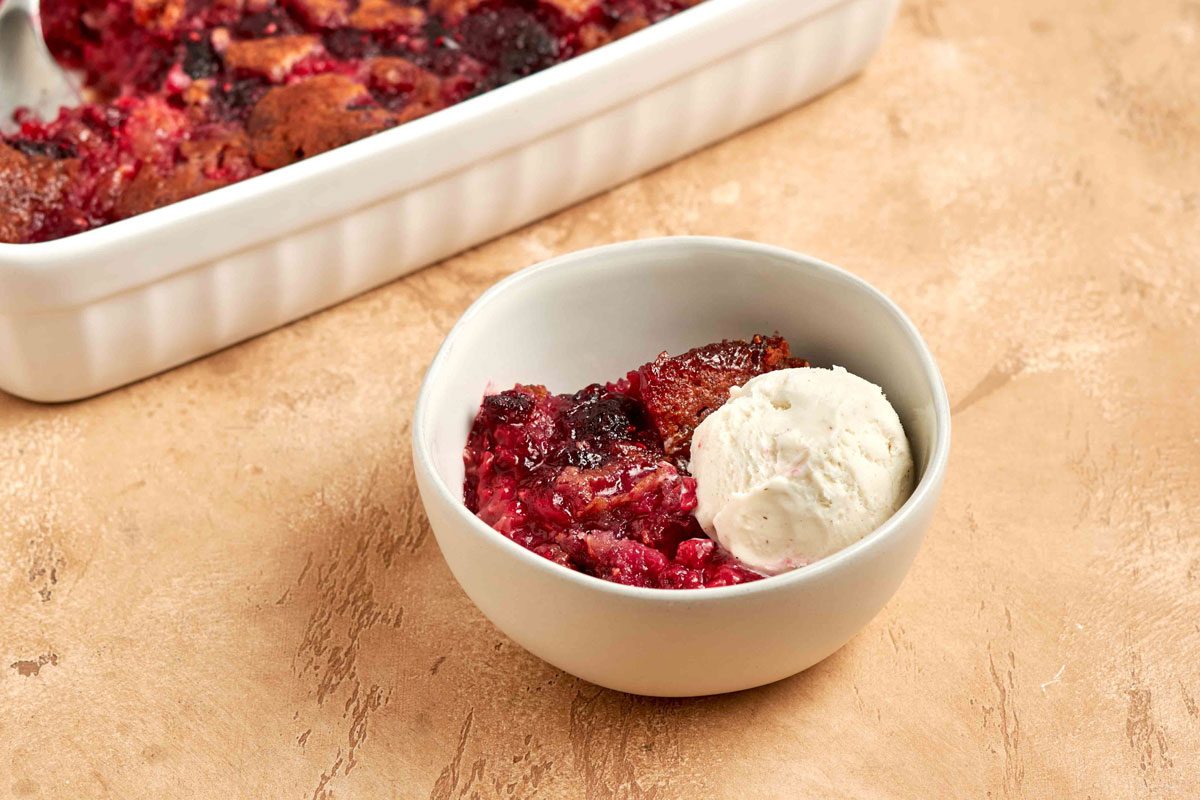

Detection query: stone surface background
(2, 0), (1198, 797)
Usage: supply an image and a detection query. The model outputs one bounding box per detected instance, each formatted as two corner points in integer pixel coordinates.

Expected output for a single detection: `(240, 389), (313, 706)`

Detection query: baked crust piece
(115, 133), (257, 217)
(541, 0), (598, 18)
(0, 144), (79, 242)
(247, 74), (397, 168)
(223, 34), (323, 82)
(285, 0), (350, 28)
(349, 0), (427, 31)
(618, 334), (811, 459)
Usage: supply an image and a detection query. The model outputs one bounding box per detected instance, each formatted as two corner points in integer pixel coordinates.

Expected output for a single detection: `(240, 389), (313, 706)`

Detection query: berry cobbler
(0, 0), (705, 243)
(463, 335), (810, 589)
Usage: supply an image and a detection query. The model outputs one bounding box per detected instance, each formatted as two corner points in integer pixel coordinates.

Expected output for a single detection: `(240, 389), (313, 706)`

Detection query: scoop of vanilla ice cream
(690, 366), (914, 575)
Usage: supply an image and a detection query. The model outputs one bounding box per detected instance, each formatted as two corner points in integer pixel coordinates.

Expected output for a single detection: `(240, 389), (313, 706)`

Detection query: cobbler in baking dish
(0, 0), (704, 243)
(463, 335), (810, 589)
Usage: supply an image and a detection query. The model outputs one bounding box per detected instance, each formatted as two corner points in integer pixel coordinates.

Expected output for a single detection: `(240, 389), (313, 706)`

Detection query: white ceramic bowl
(412, 237), (950, 696)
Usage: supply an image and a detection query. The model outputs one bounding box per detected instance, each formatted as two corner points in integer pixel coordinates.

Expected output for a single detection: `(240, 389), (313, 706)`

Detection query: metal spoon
(0, 0), (79, 134)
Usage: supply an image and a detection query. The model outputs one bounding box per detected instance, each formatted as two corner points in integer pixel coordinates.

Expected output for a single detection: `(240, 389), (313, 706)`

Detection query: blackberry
(481, 389), (536, 424)
(458, 7), (558, 87)
(182, 35), (221, 79)
(10, 139), (76, 159)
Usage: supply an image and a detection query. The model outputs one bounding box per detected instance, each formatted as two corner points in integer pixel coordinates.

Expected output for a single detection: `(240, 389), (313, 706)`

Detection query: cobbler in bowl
(464, 335), (809, 589)
(0, 0), (704, 243)
(413, 238), (950, 695)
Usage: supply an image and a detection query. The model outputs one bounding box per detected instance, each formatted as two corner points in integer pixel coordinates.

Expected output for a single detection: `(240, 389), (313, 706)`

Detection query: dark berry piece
(324, 28), (381, 60)
(564, 385), (641, 444)
(183, 36), (221, 79)
(235, 11), (301, 38)
(481, 389), (537, 424)
(211, 77), (270, 121)
(10, 139), (76, 159)
(458, 7), (559, 86)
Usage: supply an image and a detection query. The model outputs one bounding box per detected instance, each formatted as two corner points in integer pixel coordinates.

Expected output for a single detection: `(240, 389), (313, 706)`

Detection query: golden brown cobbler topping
(541, 0), (597, 18)
(223, 34), (324, 82)
(0, 145), (79, 242)
(577, 25), (610, 52)
(115, 134), (255, 217)
(247, 74), (397, 169)
(428, 0), (489, 24)
(285, 0), (350, 28)
(349, 0), (427, 31)
(132, 0), (186, 31)
(368, 57), (443, 121)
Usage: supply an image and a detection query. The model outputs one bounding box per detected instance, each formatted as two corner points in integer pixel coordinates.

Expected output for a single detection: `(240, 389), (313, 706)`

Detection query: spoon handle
(2, 0), (40, 18)
(0, 0), (79, 131)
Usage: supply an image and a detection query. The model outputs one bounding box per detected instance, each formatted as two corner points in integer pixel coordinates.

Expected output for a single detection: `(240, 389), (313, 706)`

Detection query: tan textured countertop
(3, 1), (1199, 797)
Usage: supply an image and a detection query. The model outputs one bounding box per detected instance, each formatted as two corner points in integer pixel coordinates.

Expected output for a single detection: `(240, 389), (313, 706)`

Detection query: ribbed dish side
(0, 0), (896, 402)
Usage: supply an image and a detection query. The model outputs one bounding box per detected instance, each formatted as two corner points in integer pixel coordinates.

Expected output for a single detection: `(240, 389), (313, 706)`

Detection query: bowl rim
(412, 236), (951, 603)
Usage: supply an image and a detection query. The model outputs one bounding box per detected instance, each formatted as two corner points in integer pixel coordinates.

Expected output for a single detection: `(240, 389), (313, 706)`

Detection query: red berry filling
(1, 0), (706, 243)
(463, 335), (809, 589)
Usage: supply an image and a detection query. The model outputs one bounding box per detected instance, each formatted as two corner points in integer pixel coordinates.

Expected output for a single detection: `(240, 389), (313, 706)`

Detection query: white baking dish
(0, 0), (899, 402)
